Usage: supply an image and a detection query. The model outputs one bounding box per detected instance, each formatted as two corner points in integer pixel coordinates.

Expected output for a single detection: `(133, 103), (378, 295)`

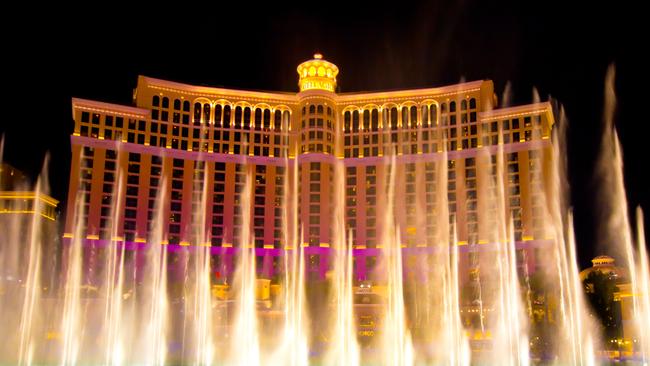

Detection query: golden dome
(296, 54), (339, 92)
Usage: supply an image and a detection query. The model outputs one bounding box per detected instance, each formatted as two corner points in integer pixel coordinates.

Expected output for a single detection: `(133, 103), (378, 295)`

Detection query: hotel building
(64, 54), (555, 282)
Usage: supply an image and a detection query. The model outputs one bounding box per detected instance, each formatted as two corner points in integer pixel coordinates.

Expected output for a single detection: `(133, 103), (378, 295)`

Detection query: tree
(583, 270), (622, 345)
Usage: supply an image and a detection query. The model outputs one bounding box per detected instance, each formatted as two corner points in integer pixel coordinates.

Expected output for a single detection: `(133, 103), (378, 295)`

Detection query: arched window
(302, 106), (306, 115)
(223, 105), (231, 128)
(390, 107), (398, 130)
(352, 110), (360, 132)
(309, 105), (316, 114)
(174, 99), (181, 110)
(183, 101), (190, 112)
(243, 107), (251, 130)
(162, 97), (169, 109)
(214, 105), (223, 126)
(422, 106), (429, 127)
(382, 109), (388, 129)
(263, 109), (271, 130)
(327, 107), (332, 116)
(283, 111), (290, 131)
(317, 105), (324, 114)
(344, 111), (351, 132)
(234, 106), (242, 129)
(430, 104), (438, 125)
(461, 100), (468, 111)
(363, 110), (370, 130)
(371, 109), (379, 131)
(401, 107), (409, 128)
(194, 103), (201, 124)
(440, 103), (447, 114)
(450, 101), (456, 113)
(274, 110), (282, 131)
(203, 104), (211, 124)
(410, 106), (417, 128)
(152, 96), (160, 107)
(469, 98), (476, 109)
(254, 109), (262, 130)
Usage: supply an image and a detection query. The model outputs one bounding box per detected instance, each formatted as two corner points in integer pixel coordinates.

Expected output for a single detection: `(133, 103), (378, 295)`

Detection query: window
(390, 107), (398, 130)
(263, 109), (271, 129)
(223, 105), (231, 128)
(203, 104), (211, 124)
(352, 110), (359, 132)
(410, 106), (417, 128)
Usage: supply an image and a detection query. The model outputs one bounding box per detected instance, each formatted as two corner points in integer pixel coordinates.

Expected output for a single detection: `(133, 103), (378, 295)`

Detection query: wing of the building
(65, 54), (555, 280)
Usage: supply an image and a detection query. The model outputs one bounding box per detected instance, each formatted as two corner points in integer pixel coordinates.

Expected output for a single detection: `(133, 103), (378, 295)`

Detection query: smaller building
(1, 163), (59, 221)
(0, 190), (59, 221)
(579, 255), (629, 282)
(580, 255), (636, 357)
(0, 163), (60, 293)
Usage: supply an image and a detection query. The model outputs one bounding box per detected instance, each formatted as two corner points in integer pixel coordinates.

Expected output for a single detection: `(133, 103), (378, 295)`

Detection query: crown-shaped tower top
(297, 53), (339, 92)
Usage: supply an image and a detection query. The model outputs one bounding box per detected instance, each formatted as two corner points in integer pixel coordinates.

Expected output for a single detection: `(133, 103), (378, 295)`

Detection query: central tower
(296, 53), (339, 92)
(296, 54), (339, 250)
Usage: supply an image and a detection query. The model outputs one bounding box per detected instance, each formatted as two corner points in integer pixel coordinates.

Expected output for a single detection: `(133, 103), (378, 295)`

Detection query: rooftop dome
(592, 255), (616, 266)
(579, 255), (629, 282)
(296, 53), (339, 92)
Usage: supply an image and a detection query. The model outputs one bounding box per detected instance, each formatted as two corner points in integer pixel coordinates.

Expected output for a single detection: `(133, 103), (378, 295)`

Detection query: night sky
(2, 1), (647, 268)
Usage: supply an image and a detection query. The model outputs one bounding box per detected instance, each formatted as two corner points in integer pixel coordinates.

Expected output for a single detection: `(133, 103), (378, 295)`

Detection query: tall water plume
(18, 158), (50, 365)
(483, 141), (529, 366)
(635, 207), (650, 363)
(377, 155), (414, 366)
(188, 162), (214, 365)
(323, 141), (359, 366)
(139, 177), (169, 366)
(100, 162), (127, 366)
(230, 167), (261, 365)
(596, 64), (650, 362)
(540, 106), (598, 365)
(60, 186), (85, 365)
(273, 154), (309, 366)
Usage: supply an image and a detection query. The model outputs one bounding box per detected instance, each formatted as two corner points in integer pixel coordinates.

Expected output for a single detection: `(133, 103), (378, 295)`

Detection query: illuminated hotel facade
(64, 54), (554, 281)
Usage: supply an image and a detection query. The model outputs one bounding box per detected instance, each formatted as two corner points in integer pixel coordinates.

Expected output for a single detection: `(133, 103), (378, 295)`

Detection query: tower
(296, 54), (339, 252)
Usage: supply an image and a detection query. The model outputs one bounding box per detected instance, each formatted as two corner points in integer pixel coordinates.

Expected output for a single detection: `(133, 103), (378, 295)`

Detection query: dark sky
(2, 1), (647, 268)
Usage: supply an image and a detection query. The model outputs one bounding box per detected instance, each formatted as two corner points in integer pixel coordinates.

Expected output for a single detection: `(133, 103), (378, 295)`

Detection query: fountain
(0, 65), (649, 366)
(594, 65), (650, 363)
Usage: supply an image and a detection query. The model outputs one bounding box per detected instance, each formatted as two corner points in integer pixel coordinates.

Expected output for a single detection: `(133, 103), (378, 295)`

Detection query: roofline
(0, 191), (60, 206)
(336, 80), (488, 102)
(71, 98), (150, 119)
(479, 102), (553, 121)
(139, 76), (299, 103)
(139, 76), (492, 105)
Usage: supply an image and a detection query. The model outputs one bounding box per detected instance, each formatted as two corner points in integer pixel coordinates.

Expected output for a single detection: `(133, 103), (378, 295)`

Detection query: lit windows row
(301, 104), (333, 117)
(187, 101), (290, 132)
(342, 98), (477, 133)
